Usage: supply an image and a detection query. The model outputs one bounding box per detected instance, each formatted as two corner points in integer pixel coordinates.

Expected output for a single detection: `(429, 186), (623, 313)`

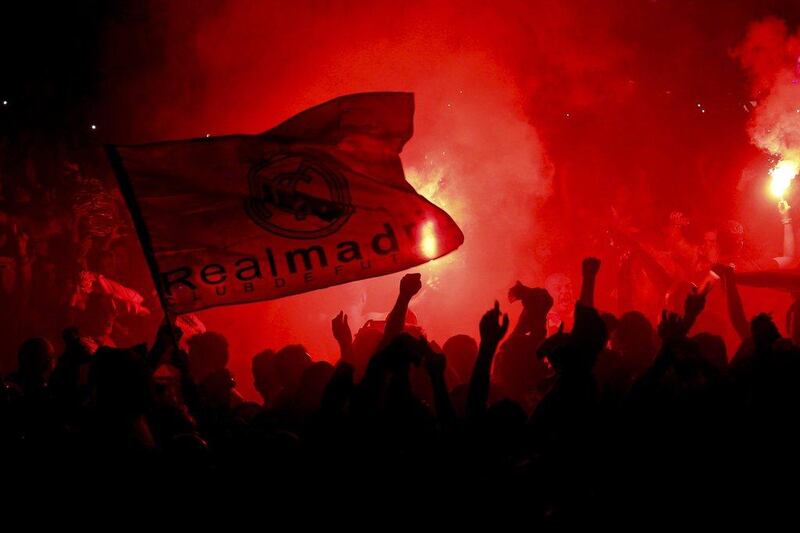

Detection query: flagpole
(105, 145), (179, 346)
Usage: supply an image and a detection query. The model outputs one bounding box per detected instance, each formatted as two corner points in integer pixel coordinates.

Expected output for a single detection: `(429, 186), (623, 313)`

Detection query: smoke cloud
(735, 17), (800, 160)
(93, 0), (800, 398)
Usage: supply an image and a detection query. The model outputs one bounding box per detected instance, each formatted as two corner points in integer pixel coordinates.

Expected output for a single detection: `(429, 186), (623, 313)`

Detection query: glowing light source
(420, 220), (438, 259)
(769, 159), (800, 198)
(90, 124), (97, 130)
(2, 100), (7, 105)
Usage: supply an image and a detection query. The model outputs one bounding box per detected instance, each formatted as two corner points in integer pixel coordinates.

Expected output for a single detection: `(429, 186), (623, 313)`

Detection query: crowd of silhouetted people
(4, 145), (800, 520)
(3, 252), (800, 521)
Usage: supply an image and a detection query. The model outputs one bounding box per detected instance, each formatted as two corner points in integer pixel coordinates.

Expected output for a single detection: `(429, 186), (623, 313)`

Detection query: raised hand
(580, 257), (601, 307)
(381, 273), (423, 350)
(378, 273), (422, 350)
(509, 282), (553, 315)
(331, 311), (352, 346)
(399, 273), (422, 299)
(779, 199), (791, 218)
(480, 301), (510, 348)
(657, 310), (686, 342)
(508, 281), (527, 303)
(711, 263), (734, 281)
(527, 287), (554, 316)
(508, 285), (552, 338)
(469, 302), (510, 421)
(582, 257), (601, 278)
(684, 282), (711, 321)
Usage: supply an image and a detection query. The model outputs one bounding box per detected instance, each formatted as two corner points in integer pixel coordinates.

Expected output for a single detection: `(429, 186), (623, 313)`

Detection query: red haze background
(11, 0), (800, 399)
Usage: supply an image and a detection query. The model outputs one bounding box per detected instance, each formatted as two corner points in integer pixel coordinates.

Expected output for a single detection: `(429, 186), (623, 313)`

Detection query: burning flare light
(420, 220), (439, 259)
(769, 159), (800, 199)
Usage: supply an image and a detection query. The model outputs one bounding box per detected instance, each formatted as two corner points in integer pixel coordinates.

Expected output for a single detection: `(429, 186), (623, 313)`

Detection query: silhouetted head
(751, 313), (780, 351)
(692, 332), (727, 371)
(17, 337), (55, 386)
(600, 312), (619, 337)
(672, 338), (707, 382)
(259, 344), (313, 403)
(252, 348), (276, 405)
(613, 312), (654, 353)
(442, 334), (478, 385)
(188, 331), (229, 383)
(612, 311), (655, 373)
(351, 324), (384, 376)
(294, 361), (335, 414)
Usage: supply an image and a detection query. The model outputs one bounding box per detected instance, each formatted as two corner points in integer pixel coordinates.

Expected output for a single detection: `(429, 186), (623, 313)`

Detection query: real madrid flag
(107, 93), (464, 315)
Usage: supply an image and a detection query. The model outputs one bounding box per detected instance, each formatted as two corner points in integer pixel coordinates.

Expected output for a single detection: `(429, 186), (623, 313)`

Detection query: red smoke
(95, 1), (800, 399)
(735, 17), (800, 161)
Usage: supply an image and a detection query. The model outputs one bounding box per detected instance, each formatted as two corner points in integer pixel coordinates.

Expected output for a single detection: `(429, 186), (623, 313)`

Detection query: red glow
(93, 1), (800, 400)
(420, 221), (439, 259)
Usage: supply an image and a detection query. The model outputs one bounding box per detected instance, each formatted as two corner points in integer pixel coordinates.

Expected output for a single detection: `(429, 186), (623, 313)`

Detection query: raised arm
(610, 227), (674, 290)
(579, 257), (601, 308)
(682, 282), (711, 334)
(379, 273), (421, 350)
(331, 311), (354, 363)
(507, 283), (552, 341)
(466, 301), (509, 421)
(712, 264), (750, 341)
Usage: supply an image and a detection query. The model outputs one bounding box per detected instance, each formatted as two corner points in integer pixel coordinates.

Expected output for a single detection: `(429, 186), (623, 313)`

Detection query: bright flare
(769, 159), (800, 198)
(420, 220), (438, 259)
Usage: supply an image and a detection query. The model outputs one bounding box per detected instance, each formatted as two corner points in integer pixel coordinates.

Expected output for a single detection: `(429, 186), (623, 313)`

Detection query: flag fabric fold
(108, 92), (463, 315)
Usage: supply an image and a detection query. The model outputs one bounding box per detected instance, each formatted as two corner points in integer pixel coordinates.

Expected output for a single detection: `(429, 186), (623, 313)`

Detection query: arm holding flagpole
(105, 145), (179, 349)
